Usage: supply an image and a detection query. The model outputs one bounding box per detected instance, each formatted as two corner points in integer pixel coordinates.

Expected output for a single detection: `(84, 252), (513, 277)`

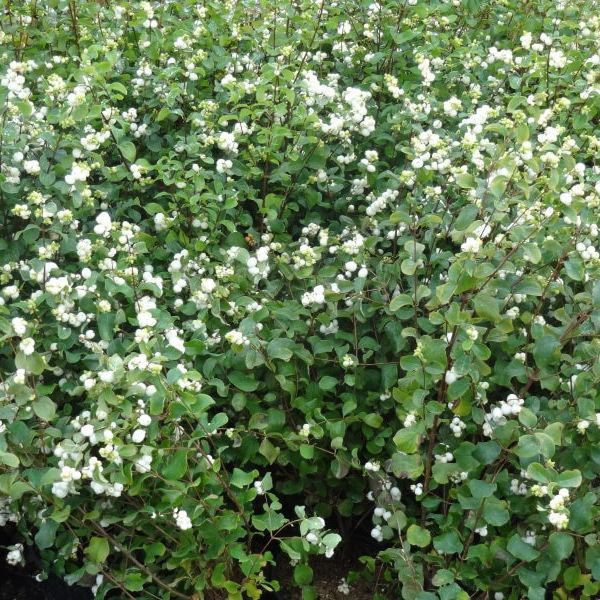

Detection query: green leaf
(420, 337), (447, 368)
(593, 280), (600, 308)
(144, 542), (166, 562)
(515, 123), (529, 143)
(35, 520), (59, 550)
(488, 175), (508, 198)
(390, 293), (413, 311)
(259, 438), (280, 464)
(144, 202), (166, 216)
(454, 205), (479, 231)
(0, 451), (19, 468)
(252, 509), (287, 532)
(555, 469), (582, 488)
(433, 531), (463, 554)
(21, 225), (40, 243)
(231, 468), (257, 488)
(433, 571), (456, 589)
(436, 282), (457, 304)
(97, 312), (116, 341)
(533, 336), (561, 367)
(569, 493), (596, 532)
(32, 397), (56, 421)
(401, 258), (417, 276)
(393, 30), (420, 44)
(586, 546), (600, 580)
(432, 462), (459, 484)
(525, 462), (552, 483)
(294, 564), (313, 586)
(363, 413), (383, 428)
(50, 505), (71, 523)
(456, 174), (475, 189)
(544, 422), (563, 445)
(390, 453), (424, 478)
(228, 371), (259, 392)
(108, 82), (128, 97)
(393, 428), (420, 454)
(342, 398), (357, 416)
(548, 532), (574, 561)
(468, 480), (497, 499)
(318, 376), (337, 391)
(523, 243), (542, 264)
(16, 100), (33, 118)
(407, 524), (431, 547)
(299, 445), (314, 459)
(472, 441), (501, 464)
(280, 540), (302, 562)
(516, 435), (540, 458)
(563, 566), (586, 590)
(86, 537), (110, 564)
(564, 258), (584, 281)
(387, 510), (407, 531)
(156, 107), (171, 121)
(124, 573), (146, 591)
(184, 393), (215, 413)
(473, 293), (500, 322)
(507, 95), (527, 112)
(267, 338), (295, 361)
(515, 433), (555, 458)
(518, 408), (538, 428)
(534, 432), (555, 458)
(483, 497), (509, 526)
(507, 534), (540, 561)
(525, 586), (545, 600)
(16, 351), (45, 375)
(514, 278), (543, 296)
(118, 141), (137, 162)
(162, 449), (188, 480)
(447, 378), (470, 401)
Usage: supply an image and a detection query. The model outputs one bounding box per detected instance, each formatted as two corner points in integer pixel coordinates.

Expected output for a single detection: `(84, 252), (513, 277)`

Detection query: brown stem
(101, 569), (137, 600)
(291, 0), (325, 85)
(86, 517), (191, 600)
(67, 1), (82, 60)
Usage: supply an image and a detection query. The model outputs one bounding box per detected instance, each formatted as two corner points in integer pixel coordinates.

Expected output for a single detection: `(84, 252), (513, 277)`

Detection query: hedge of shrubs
(1, 0), (600, 598)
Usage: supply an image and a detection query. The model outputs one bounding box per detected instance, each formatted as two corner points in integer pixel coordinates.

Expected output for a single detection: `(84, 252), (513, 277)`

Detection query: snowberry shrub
(1, 0), (600, 598)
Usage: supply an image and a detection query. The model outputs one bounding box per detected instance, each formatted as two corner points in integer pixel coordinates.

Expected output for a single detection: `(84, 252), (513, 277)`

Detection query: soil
(271, 539), (390, 600)
(0, 526), (92, 600)
(272, 560), (378, 599)
(1, 527), (384, 600)
(1, 557), (381, 600)
(0, 565), (92, 600)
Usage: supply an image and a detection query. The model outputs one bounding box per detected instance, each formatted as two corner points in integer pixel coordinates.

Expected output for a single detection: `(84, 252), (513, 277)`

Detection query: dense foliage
(1, 0), (600, 598)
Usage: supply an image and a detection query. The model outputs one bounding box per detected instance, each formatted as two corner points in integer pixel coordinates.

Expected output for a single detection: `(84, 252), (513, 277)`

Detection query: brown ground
(0, 568), (92, 600)
(0, 529), (91, 600)
(2, 526), (385, 600)
(272, 545), (390, 600)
